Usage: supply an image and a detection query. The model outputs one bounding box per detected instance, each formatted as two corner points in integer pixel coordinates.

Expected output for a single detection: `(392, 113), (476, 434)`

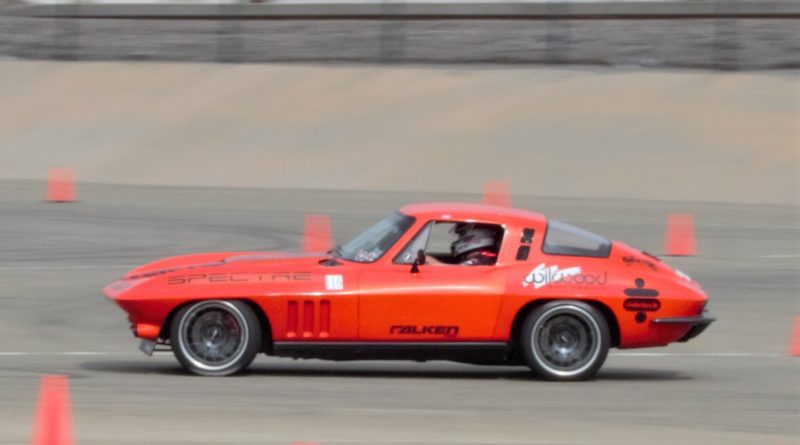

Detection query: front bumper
(653, 310), (716, 342)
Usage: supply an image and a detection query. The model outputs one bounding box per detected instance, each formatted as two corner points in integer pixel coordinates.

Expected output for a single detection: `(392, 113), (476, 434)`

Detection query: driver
(425, 223), (499, 266)
(450, 224), (499, 265)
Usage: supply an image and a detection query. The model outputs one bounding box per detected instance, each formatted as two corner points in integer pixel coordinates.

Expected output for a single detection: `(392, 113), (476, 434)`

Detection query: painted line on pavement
(610, 352), (783, 358)
(0, 351), (784, 358)
(0, 265), (135, 271)
(0, 352), (118, 356)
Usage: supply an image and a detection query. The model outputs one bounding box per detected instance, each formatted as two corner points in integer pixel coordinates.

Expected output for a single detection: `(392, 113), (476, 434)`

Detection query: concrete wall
(0, 61), (797, 205)
(1, 10), (798, 70)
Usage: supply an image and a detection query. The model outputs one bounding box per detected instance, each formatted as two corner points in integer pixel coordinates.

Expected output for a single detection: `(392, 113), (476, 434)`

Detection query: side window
(543, 220), (611, 258)
(395, 221), (503, 266)
(395, 221), (433, 264)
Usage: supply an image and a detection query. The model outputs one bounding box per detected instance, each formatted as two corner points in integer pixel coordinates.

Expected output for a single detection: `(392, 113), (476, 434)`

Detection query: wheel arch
(509, 298), (620, 354)
(159, 298), (274, 354)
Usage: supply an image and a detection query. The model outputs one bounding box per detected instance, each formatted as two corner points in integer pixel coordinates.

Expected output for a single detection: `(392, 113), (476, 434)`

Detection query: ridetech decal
(523, 263), (607, 289)
(624, 298), (661, 312)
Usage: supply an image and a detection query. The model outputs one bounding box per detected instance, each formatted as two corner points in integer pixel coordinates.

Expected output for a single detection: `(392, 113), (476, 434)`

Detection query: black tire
(521, 301), (610, 381)
(170, 300), (261, 376)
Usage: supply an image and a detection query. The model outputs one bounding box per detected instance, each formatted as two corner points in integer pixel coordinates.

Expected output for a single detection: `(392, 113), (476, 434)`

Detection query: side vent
(303, 301), (314, 338)
(287, 301), (298, 338)
(319, 300), (331, 338)
(287, 299), (331, 339)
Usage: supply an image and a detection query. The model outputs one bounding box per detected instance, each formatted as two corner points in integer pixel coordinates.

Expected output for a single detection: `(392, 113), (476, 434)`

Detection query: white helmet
(451, 226), (496, 257)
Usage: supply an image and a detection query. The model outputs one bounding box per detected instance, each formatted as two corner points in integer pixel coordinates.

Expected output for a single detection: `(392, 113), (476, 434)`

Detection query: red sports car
(104, 203), (714, 380)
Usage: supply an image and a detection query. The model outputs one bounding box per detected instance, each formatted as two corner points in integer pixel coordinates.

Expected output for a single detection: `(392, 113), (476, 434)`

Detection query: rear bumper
(653, 310), (716, 342)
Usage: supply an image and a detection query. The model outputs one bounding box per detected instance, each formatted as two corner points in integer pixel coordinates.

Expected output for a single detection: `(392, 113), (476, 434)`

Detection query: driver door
(358, 221), (507, 341)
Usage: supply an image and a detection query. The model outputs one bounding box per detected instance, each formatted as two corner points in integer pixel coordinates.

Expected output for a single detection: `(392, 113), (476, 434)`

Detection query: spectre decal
(167, 272), (311, 285)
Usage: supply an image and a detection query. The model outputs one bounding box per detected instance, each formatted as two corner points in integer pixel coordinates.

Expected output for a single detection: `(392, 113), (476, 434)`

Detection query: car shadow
(80, 359), (690, 382)
(595, 367), (691, 381)
(80, 359), (187, 376)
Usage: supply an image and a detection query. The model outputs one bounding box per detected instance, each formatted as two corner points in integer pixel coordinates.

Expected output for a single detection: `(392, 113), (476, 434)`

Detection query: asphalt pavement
(0, 179), (797, 444)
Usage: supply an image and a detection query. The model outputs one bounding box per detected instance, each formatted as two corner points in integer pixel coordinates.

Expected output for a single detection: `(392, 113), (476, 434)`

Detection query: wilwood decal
(523, 263), (607, 289)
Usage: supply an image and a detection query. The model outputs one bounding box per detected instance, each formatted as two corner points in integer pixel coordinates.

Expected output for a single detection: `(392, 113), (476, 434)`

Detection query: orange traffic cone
(30, 375), (74, 445)
(303, 214), (333, 252)
(482, 180), (511, 207)
(45, 168), (76, 203)
(664, 214), (696, 256)
(788, 317), (800, 356)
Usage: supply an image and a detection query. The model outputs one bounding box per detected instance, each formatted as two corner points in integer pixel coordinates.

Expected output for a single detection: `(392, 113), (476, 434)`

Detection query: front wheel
(521, 301), (610, 381)
(171, 300), (261, 376)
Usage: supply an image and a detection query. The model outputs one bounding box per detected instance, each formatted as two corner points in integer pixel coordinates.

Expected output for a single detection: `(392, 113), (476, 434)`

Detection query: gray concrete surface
(0, 0), (798, 70)
(0, 180), (797, 444)
(1, 62), (798, 205)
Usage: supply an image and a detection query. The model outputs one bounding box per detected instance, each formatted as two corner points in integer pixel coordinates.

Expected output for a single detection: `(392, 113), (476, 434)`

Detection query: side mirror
(410, 249), (425, 274)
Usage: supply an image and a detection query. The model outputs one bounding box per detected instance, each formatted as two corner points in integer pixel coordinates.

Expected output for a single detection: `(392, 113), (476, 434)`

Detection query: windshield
(542, 220), (611, 258)
(338, 212), (416, 263)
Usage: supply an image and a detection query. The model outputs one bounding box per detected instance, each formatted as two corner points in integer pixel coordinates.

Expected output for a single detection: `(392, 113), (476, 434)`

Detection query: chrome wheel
(534, 310), (597, 373)
(171, 300), (261, 376)
(522, 302), (610, 381)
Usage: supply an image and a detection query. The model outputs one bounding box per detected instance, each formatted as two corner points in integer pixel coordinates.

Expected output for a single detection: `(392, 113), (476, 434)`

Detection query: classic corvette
(104, 202), (714, 380)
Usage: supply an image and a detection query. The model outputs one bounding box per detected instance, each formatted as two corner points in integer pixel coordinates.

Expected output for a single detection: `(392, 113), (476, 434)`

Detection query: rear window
(542, 220), (611, 258)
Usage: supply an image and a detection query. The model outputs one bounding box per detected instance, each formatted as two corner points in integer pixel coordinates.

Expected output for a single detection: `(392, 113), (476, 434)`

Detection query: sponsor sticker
(623, 278), (659, 297)
(624, 298), (661, 312)
(390, 325), (459, 337)
(523, 263), (581, 289)
(167, 272), (311, 285)
(622, 255), (658, 271)
(325, 274), (344, 291)
(523, 263), (607, 289)
(675, 269), (692, 281)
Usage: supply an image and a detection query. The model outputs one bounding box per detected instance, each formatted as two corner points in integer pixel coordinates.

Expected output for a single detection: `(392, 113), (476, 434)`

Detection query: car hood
(122, 251), (329, 280)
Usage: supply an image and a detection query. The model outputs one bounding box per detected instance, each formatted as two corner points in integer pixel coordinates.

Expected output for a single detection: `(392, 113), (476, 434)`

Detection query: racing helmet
(451, 224), (496, 257)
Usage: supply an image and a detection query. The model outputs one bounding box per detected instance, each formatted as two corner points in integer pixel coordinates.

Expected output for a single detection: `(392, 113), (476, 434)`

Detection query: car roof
(398, 202), (547, 226)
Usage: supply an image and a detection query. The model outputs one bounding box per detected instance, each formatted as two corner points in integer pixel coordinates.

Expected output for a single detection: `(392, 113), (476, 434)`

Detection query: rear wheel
(521, 301), (610, 381)
(171, 300), (261, 376)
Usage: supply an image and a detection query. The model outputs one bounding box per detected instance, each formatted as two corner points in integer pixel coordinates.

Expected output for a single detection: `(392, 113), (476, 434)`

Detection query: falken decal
(325, 274), (344, 291)
(523, 263), (607, 289)
(390, 325), (459, 337)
